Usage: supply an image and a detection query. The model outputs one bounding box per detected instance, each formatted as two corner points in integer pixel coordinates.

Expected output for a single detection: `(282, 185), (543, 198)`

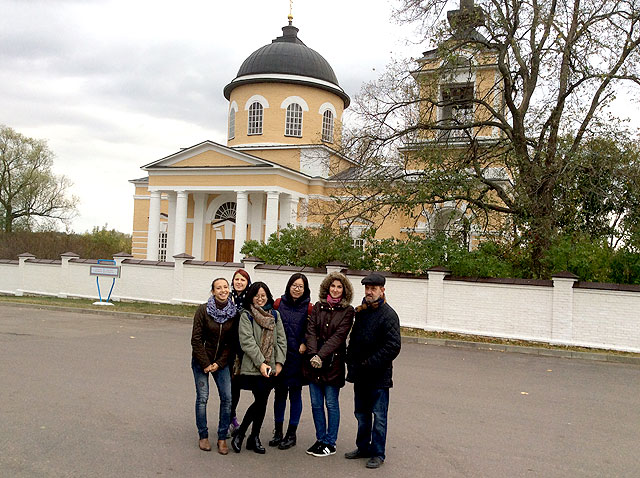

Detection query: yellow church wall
(149, 174), (311, 196)
(228, 83), (344, 147)
(171, 150), (250, 168)
(246, 148), (301, 170)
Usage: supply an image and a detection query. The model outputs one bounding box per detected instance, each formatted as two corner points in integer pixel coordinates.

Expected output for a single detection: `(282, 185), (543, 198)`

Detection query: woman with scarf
(190, 277), (240, 455)
(231, 281), (287, 454)
(228, 269), (251, 435)
(268, 273), (312, 450)
(303, 271), (354, 457)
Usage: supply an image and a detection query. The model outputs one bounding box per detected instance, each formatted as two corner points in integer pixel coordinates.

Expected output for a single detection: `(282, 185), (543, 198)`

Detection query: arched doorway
(211, 201), (236, 262)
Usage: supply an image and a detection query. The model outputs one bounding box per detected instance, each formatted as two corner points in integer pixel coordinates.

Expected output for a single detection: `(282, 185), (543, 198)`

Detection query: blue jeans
(353, 384), (389, 459)
(273, 383), (303, 426)
(191, 358), (232, 440)
(309, 383), (340, 446)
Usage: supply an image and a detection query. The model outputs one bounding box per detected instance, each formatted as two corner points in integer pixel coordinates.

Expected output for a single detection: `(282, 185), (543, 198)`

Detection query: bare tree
(0, 125), (78, 232)
(332, 0), (640, 276)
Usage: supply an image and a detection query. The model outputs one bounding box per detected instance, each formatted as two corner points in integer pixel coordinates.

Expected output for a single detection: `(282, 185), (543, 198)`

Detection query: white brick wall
(1, 255), (638, 352)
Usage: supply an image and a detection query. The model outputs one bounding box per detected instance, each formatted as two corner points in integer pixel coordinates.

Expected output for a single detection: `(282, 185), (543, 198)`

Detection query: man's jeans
(309, 382), (341, 446)
(191, 358), (232, 440)
(353, 384), (390, 459)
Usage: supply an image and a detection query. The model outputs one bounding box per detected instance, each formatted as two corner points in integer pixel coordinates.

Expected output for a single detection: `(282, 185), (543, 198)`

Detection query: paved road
(1, 304), (639, 477)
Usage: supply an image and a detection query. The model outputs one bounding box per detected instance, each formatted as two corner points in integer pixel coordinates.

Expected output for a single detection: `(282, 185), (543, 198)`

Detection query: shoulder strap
(307, 302), (313, 316)
(274, 298), (281, 309)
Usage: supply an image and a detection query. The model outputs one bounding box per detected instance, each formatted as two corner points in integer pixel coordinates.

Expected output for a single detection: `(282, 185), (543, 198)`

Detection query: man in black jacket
(344, 273), (401, 469)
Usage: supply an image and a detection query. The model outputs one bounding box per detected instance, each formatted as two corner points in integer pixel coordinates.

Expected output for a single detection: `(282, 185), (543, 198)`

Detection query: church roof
(224, 23), (350, 107)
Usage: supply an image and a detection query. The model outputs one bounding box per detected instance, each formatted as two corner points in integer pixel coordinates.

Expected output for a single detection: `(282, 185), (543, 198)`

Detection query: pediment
(142, 140), (273, 170)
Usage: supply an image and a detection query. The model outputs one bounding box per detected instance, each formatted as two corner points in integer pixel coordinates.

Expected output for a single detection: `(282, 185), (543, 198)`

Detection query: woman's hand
(299, 343), (307, 354)
(204, 363), (218, 373)
(274, 363), (283, 376)
(260, 362), (270, 378)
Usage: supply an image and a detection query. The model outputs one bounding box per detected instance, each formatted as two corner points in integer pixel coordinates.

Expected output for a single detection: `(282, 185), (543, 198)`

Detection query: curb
(2, 300), (639, 365)
(401, 336), (640, 365)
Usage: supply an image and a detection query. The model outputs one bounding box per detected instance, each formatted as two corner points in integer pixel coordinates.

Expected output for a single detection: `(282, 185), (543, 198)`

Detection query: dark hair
(284, 273), (310, 303)
(232, 269), (251, 291)
(211, 277), (228, 290)
(244, 281), (274, 308)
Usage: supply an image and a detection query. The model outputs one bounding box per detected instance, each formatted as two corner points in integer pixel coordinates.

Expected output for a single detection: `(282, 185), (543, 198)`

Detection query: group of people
(190, 268), (401, 469)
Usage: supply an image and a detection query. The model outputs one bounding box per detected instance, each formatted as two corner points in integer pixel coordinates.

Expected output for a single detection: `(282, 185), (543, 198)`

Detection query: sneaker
(311, 443), (336, 457)
(306, 440), (323, 455)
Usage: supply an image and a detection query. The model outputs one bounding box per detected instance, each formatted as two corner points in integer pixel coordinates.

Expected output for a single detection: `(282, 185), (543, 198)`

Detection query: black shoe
(278, 433), (296, 450)
(246, 435), (266, 454)
(344, 448), (371, 459)
(231, 430), (244, 453)
(306, 440), (323, 455)
(366, 456), (384, 469)
(268, 427), (283, 447)
(311, 443), (336, 457)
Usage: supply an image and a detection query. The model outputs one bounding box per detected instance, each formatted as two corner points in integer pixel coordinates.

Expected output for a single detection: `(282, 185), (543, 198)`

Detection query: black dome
(224, 24), (350, 107)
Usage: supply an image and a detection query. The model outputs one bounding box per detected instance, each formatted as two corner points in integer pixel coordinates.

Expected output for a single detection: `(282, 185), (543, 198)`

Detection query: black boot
(231, 429), (244, 453)
(278, 424), (297, 450)
(246, 434), (266, 454)
(268, 422), (284, 447)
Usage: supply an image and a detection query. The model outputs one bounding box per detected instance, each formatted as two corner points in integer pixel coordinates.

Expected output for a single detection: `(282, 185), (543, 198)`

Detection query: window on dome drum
(441, 83), (474, 139)
(228, 109), (236, 140)
(285, 103), (303, 137)
(248, 102), (263, 135)
(215, 202), (237, 221)
(321, 110), (334, 143)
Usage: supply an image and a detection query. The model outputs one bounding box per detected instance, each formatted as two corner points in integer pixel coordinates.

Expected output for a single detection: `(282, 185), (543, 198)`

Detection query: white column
(249, 192), (264, 241)
(146, 191), (161, 260)
(173, 190), (188, 258)
(191, 193), (206, 260)
(167, 192), (177, 259)
(279, 195), (293, 229)
(233, 191), (249, 262)
(264, 191), (280, 241)
(299, 197), (308, 227)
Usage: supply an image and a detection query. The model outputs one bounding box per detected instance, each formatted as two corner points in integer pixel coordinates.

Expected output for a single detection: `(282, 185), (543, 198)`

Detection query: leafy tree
(0, 125), (78, 232)
(332, 0), (640, 277)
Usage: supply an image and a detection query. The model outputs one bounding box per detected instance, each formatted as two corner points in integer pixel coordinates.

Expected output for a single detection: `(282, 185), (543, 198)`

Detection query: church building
(130, 4), (502, 262)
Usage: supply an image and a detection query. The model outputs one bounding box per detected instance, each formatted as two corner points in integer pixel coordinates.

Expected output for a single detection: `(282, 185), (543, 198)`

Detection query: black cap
(361, 273), (386, 286)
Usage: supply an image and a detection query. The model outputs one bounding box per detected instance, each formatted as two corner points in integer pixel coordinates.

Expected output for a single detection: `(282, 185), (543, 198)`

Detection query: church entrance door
(216, 239), (234, 262)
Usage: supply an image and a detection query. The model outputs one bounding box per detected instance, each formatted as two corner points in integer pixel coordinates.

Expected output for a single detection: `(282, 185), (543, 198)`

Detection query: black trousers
(238, 375), (273, 437)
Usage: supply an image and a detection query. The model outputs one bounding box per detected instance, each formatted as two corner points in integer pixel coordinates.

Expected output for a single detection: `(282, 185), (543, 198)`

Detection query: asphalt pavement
(1, 304), (639, 477)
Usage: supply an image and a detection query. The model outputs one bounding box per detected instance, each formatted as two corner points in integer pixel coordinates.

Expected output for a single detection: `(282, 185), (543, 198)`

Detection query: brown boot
(217, 439), (229, 455)
(199, 438), (212, 451)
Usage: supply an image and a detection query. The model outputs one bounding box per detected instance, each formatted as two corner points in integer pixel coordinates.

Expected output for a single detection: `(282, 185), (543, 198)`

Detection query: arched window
(248, 102), (263, 135)
(228, 108), (236, 140)
(214, 202), (237, 222)
(285, 103), (303, 137)
(322, 110), (334, 143)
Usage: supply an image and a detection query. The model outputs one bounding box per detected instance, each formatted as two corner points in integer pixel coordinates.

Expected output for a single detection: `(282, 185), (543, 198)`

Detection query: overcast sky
(0, 0), (415, 234)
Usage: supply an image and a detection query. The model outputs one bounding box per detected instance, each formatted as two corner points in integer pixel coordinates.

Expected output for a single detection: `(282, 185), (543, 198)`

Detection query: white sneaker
(311, 443), (336, 457)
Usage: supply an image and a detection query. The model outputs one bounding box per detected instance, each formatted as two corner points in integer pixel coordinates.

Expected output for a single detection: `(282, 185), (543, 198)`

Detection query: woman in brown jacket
(303, 271), (354, 457)
(191, 277), (240, 455)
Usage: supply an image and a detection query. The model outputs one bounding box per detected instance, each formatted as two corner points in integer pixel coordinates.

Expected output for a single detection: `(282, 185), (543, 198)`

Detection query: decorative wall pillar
(551, 271), (579, 345)
(234, 191), (249, 262)
(173, 190), (188, 257)
(265, 191), (280, 241)
(426, 266), (450, 329)
(191, 193), (206, 260)
(146, 191), (161, 260)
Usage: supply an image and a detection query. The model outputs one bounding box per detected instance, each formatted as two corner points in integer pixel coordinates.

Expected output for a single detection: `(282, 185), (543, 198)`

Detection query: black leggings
(238, 376), (273, 437)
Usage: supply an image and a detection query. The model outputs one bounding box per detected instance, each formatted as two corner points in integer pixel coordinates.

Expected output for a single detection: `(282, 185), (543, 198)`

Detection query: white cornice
(229, 73), (347, 96)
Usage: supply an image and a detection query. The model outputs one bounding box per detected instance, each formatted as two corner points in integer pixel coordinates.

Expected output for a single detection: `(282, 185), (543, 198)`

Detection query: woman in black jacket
(190, 277), (240, 455)
(268, 273), (312, 450)
(303, 271), (354, 457)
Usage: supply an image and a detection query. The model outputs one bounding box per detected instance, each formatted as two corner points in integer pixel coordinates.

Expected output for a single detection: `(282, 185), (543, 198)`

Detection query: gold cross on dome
(288, 0), (293, 23)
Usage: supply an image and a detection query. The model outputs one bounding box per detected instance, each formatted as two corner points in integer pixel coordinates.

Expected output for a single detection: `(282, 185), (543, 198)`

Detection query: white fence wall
(0, 254), (638, 353)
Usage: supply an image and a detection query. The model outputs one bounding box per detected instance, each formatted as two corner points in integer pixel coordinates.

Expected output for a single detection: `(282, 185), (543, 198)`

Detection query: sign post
(90, 259), (121, 306)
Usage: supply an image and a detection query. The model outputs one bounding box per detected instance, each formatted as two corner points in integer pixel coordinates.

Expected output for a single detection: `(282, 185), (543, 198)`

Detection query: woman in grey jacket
(231, 281), (287, 454)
